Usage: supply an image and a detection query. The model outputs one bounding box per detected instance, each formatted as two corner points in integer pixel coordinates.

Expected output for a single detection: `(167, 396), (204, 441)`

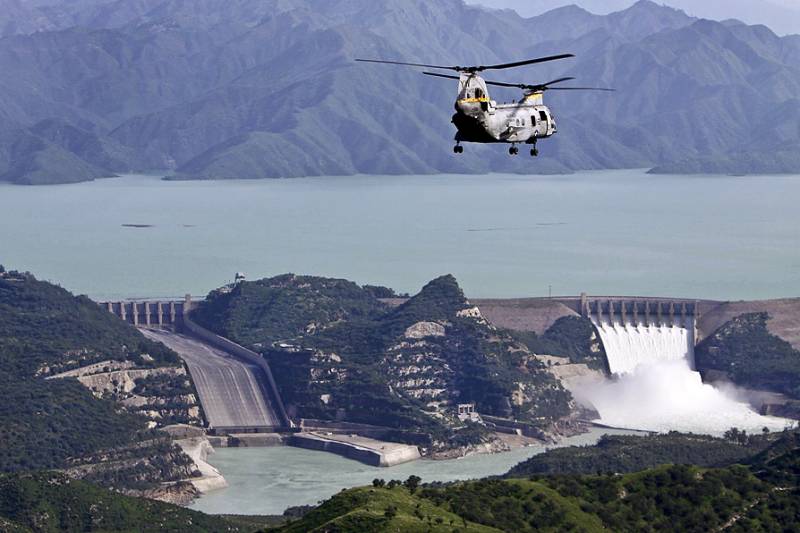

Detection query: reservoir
(2, 170), (797, 515)
(0, 170), (798, 301)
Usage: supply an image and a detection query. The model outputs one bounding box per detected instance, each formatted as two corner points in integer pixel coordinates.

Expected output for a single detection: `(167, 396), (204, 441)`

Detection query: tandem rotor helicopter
(356, 54), (613, 157)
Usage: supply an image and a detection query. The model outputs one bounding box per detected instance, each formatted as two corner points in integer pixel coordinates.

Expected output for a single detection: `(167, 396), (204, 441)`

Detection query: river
(190, 427), (638, 515)
(1, 170), (798, 301)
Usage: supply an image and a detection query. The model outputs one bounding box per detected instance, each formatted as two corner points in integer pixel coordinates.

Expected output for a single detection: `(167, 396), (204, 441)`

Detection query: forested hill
(0, 266), (200, 494)
(2, 0), (800, 184)
(0, 472), (248, 533)
(193, 274), (574, 450)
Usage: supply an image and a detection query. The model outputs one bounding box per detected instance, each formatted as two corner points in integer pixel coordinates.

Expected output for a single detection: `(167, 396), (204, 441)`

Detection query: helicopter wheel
(509, 146), (519, 156)
(453, 145), (463, 154)
(530, 148), (539, 157)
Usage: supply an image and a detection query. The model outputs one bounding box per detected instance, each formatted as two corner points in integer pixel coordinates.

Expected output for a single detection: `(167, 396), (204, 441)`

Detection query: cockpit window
(475, 88), (484, 99)
(539, 111), (548, 121)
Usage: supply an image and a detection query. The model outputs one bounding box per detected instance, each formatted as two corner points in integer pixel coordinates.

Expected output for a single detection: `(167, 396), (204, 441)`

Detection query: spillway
(590, 316), (694, 375)
(581, 299), (791, 434)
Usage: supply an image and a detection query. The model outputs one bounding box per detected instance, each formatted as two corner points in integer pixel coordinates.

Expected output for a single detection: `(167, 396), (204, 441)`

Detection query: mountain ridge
(0, 0), (799, 184)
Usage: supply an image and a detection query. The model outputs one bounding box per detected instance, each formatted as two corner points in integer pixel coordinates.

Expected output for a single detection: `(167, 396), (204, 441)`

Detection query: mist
(575, 359), (795, 435)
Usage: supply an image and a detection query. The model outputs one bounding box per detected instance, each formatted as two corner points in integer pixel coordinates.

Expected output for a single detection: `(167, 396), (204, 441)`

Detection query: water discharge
(585, 315), (793, 434)
(593, 318), (693, 375)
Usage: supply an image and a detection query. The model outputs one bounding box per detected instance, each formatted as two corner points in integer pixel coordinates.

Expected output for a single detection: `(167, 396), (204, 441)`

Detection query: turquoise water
(191, 427), (638, 516)
(1, 170), (798, 301)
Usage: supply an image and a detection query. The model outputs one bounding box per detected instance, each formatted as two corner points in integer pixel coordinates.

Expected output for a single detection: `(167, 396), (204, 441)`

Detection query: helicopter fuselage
(452, 73), (556, 145)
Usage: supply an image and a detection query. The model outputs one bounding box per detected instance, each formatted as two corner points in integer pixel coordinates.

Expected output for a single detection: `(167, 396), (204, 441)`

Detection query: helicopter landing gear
(509, 145), (519, 156)
(530, 147), (539, 157)
(453, 144), (463, 154)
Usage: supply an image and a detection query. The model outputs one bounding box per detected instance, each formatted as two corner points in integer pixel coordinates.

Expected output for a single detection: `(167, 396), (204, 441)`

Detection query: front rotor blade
(355, 58), (457, 70)
(477, 53), (574, 71)
(422, 71), (462, 82)
(483, 79), (527, 89)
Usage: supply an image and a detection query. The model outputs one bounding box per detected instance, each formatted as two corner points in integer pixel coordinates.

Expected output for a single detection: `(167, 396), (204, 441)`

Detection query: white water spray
(581, 311), (792, 434)
(594, 318), (693, 375)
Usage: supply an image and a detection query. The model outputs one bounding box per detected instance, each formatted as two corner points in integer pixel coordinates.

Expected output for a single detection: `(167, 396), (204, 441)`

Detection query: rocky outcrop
(405, 321), (445, 339)
(47, 361), (203, 427)
(173, 437), (228, 495)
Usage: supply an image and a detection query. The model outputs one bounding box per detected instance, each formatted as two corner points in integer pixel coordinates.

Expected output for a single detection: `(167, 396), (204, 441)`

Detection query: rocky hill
(0, 266), (203, 498)
(1, 0), (800, 183)
(193, 274), (574, 451)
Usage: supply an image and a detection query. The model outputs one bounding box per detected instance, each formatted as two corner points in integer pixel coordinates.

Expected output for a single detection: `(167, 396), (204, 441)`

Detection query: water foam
(582, 314), (793, 434)
(577, 359), (792, 434)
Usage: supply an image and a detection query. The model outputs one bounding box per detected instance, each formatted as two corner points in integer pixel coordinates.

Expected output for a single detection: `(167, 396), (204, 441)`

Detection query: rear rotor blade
(541, 77), (575, 87)
(476, 54), (574, 71)
(548, 87), (616, 91)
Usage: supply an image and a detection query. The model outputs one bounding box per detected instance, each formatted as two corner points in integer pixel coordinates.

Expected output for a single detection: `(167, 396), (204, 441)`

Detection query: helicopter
(356, 54), (613, 157)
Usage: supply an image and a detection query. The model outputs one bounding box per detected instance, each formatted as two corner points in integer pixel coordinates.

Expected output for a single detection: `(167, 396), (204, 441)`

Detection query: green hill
(273, 429), (800, 532)
(506, 431), (772, 477)
(0, 472), (243, 533)
(0, 267), (200, 492)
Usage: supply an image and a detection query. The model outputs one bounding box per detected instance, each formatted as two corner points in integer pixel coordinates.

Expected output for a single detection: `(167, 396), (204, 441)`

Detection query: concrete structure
(103, 300), (185, 328)
(289, 432), (420, 467)
(141, 328), (284, 433)
(475, 295), (704, 340)
(582, 297), (699, 344)
(102, 296), (291, 433)
(457, 403), (480, 423)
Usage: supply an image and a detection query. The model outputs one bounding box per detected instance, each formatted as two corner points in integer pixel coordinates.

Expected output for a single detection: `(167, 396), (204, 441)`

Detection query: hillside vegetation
(193, 274), (573, 450)
(695, 312), (800, 398)
(271, 429), (800, 532)
(0, 472), (246, 533)
(0, 267), (200, 492)
(506, 431), (773, 477)
(507, 316), (608, 372)
(2, 0), (800, 183)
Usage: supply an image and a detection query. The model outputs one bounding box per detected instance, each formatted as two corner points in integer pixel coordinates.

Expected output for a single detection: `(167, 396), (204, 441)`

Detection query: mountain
(1, 0), (800, 183)
(474, 0), (800, 36)
(192, 274), (576, 450)
(0, 266), (203, 496)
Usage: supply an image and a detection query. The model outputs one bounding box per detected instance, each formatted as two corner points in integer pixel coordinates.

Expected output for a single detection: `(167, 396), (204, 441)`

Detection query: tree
(384, 505), (398, 519)
(372, 478), (386, 488)
(387, 479), (401, 489)
(404, 475), (422, 493)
